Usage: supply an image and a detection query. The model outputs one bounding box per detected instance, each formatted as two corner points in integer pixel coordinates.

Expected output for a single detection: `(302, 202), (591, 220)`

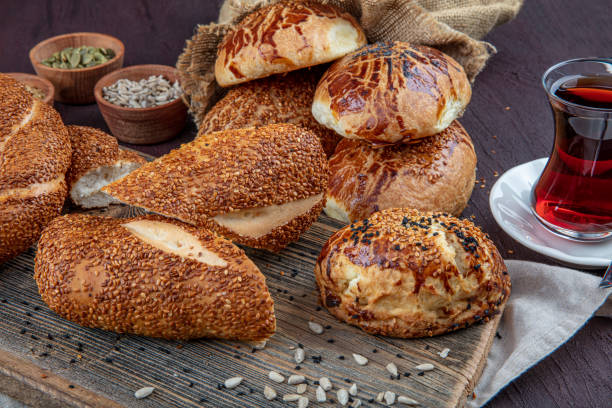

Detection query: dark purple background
(1, 0), (611, 406)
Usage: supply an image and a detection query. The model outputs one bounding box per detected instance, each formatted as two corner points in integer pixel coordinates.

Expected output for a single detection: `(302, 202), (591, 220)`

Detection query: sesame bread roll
(66, 125), (146, 208)
(312, 42), (472, 144)
(215, 1), (366, 86)
(0, 74), (71, 263)
(103, 123), (329, 252)
(201, 70), (341, 157)
(35, 214), (276, 340)
(315, 209), (510, 338)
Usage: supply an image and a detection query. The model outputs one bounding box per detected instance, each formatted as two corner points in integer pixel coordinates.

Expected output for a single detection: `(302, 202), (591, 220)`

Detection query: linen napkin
(468, 260), (612, 407)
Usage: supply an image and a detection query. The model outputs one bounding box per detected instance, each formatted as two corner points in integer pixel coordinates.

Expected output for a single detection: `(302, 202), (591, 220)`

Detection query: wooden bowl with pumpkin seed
(29, 32), (124, 104)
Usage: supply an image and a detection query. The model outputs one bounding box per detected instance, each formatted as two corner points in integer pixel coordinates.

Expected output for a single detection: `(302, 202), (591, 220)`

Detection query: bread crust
(34, 214), (276, 340)
(0, 74), (71, 263)
(103, 124), (328, 251)
(312, 42), (472, 144)
(215, 0), (366, 86)
(325, 121), (476, 222)
(315, 209), (510, 338)
(202, 70), (341, 157)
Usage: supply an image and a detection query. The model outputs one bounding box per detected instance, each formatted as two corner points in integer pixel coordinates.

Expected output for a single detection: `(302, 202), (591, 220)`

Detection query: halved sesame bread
(35, 214), (276, 340)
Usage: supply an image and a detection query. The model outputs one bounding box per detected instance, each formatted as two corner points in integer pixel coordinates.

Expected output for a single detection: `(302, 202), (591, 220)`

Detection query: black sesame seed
(467, 303), (471, 310)
(159, 347), (171, 354)
(316, 306), (322, 311)
(39, 352), (48, 357)
(199, 398), (207, 403)
(495, 332), (503, 339)
(46, 344), (52, 349)
(474, 264), (481, 270)
(251, 348), (257, 353)
(289, 296), (294, 301)
(31, 335), (38, 340)
(104, 357), (113, 363)
(417, 372), (425, 376)
(234, 354), (241, 359)
(188, 382), (194, 388)
(68, 385), (74, 389)
(425, 345), (430, 350)
(64, 334), (71, 339)
(372, 349), (377, 353)
(69, 359), (76, 364)
(327, 339), (335, 343)
(325, 325), (331, 329)
(22, 301), (29, 306)
(298, 343), (304, 348)
(24, 321), (30, 325)
(396, 353), (403, 358)
(368, 398), (375, 403)
(20, 329), (26, 334)
(295, 365), (301, 370)
(390, 375), (395, 380)
(47, 334), (53, 340)
(276, 288), (282, 292)
(216, 383), (223, 390)
(338, 355), (345, 360)
(283, 290), (288, 294)
(248, 388), (254, 394)
(314, 381), (319, 385)
(344, 378), (351, 383)
(404, 372), (411, 377)
(34, 306), (40, 311)
(26, 312), (32, 317)
(393, 244), (401, 251)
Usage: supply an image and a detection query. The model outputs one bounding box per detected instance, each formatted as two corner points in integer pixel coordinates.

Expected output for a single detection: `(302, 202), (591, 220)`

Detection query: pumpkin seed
(42, 45), (115, 69)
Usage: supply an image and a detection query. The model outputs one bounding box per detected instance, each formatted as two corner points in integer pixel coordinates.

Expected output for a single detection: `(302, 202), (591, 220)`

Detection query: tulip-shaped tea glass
(531, 58), (612, 240)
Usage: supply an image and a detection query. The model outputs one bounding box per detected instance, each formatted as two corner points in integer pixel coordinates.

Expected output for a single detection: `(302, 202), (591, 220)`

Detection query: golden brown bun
(312, 42), (472, 144)
(325, 121), (476, 223)
(0, 74), (71, 263)
(103, 124), (328, 251)
(215, 1), (366, 86)
(35, 214), (276, 340)
(66, 125), (146, 208)
(202, 70), (341, 157)
(315, 209), (510, 338)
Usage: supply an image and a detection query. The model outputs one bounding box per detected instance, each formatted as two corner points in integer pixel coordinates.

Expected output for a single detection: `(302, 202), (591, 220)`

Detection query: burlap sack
(177, 0), (523, 126)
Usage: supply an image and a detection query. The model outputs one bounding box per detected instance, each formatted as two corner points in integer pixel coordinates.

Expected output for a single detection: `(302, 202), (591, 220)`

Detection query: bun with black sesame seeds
(201, 69), (341, 157)
(324, 121), (477, 223)
(0, 73), (72, 263)
(66, 125), (146, 208)
(315, 208), (510, 338)
(102, 123), (329, 252)
(215, 1), (366, 87)
(312, 42), (472, 144)
(34, 214), (276, 340)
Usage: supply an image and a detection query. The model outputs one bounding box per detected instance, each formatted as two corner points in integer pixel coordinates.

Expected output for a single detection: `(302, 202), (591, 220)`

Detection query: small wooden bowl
(94, 65), (187, 145)
(5, 73), (55, 105)
(29, 32), (124, 104)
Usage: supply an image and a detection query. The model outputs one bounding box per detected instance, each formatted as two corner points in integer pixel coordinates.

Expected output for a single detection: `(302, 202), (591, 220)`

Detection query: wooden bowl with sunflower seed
(29, 32), (124, 104)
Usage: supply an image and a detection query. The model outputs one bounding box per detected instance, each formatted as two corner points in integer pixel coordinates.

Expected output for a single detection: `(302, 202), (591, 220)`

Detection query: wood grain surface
(0, 0), (611, 407)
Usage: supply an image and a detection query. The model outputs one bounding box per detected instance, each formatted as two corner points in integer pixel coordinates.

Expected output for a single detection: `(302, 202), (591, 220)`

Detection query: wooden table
(1, 0), (610, 406)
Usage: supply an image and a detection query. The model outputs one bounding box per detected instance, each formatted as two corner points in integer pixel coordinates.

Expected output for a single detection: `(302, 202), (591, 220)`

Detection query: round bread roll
(35, 214), (276, 340)
(66, 125), (146, 208)
(312, 42), (472, 144)
(103, 124), (328, 252)
(325, 121), (476, 223)
(315, 209), (510, 338)
(215, 0), (366, 87)
(202, 70), (341, 157)
(0, 74), (71, 263)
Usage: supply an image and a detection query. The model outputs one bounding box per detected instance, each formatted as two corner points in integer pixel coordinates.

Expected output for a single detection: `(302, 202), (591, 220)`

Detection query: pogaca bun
(315, 208), (510, 338)
(325, 121), (477, 223)
(312, 42), (472, 144)
(215, 1), (366, 86)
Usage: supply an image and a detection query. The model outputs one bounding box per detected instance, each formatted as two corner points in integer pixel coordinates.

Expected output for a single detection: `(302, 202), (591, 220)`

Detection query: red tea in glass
(531, 58), (612, 240)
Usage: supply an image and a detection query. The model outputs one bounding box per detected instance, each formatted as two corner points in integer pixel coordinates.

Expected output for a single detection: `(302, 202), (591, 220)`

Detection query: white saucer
(489, 158), (612, 269)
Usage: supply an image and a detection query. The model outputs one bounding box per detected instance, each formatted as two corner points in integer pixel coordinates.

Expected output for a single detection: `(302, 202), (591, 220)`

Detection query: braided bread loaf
(0, 74), (71, 262)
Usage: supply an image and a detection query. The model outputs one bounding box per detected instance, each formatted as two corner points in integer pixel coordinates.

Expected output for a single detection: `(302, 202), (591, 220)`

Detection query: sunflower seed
(269, 371), (285, 383)
(297, 384), (307, 394)
(337, 388), (349, 406)
(295, 348), (305, 364)
(352, 399), (362, 408)
(438, 348), (450, 358)
(308, 321), (324, 334)
(251, 340), (267, 350)
(319, 376), (332, 391)
(376, 392), (384, 402)
(263, 385), (277, 400)
(316, 386), (326, 402)
(386, 362), (398, 376)
(283, 394), (301, 402)
(224, 377), (243, 389)
(102, 75), (182, 108)
(398, 395), (419, 405)
(298, 396), (309, 408)
(349, 383), (357, 396)
(288, 375), (305, 385)
(415, 363), (435, 371)
(384, 391), (396, 405)
(134, 386), (154, 399)
(352, 353), (368, 365)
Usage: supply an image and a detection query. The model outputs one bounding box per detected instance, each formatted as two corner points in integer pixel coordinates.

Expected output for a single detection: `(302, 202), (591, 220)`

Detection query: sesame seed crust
(315, 208), (510, 338)
(326, 121), (477, 222)
(102, 123), (329, 251)
(0, 73), (71, 263)
(34, 214), (276, 340)
(201, 70), (341, 157)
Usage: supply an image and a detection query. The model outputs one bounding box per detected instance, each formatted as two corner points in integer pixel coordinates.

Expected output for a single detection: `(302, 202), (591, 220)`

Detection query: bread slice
(35, 214), (276, 340)
(103, 123), (328, 251)
(66, 125), (146, 208)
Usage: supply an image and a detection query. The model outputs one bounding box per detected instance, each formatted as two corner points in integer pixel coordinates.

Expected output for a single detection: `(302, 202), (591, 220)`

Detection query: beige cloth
(177, 0), (523, 125)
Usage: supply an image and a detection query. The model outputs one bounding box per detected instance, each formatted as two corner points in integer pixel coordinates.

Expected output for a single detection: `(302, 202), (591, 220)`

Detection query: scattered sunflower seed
(398, 395), (419, 405)
(316, 386), (326, 402)
(224, 377), (243, 389)
(349, 383), (357, 396)
(337, 388), (349, 406)
(352, 399), (362, 408)
(319, 377), (332, 391)
(295, 348), (305, 364)
(384, 391), (396, 405)
(415, 363), (435, 371)
(352, 353), (368, 365)
(386, 362), (398, 377)
(264, 385), (277, 400)
(283, 393), (301, 402)
(438, 348), (450, 358)
(297, 384), (307, 394)
(288, 375), (305, 385)
(134, 386), (154, 399)
(376, 392), (384, 402)
(298, 396), (309, 408)
(269, 371), (285, 383)
(308, 321), (324, 334)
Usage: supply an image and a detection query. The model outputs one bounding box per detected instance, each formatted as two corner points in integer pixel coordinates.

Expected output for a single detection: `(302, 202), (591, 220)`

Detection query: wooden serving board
(0, 151), (503, 408)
